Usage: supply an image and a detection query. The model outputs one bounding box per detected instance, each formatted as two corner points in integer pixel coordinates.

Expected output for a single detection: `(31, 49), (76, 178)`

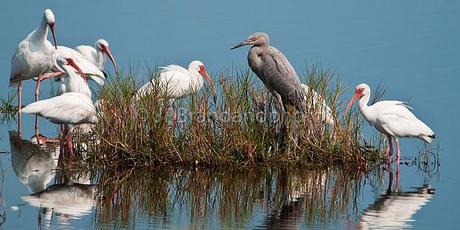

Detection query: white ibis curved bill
(23, 56), (97, 151)
(136, 60), (215, 100)
(75, 39), (118, 74)
(54, 56), (92, 98)
(55, 46), (106, 86)
(344, 83), (435, 164)
(9, 9), (58, 134)
(301, 83), (334, 126)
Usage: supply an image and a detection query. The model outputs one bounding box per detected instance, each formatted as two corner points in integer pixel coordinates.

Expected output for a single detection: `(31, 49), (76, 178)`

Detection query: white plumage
(360, 186), (433, 229)
(54, 56), (92, 98)
(136, 60), (214, 99)
(301, 83), (335, 125)
(22, 92), (97, 125)
(75, 39), (118, 74)
(9, 9), (58, 134)
(345, 83), (435, 162)
(22, 183), (96, 225)
(9, 9), (57, 86)
(56, 46), (106, 86)
(9, 131), (59, 193)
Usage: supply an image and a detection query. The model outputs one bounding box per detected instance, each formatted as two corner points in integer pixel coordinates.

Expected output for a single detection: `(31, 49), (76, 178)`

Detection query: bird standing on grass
(344, 83), (435, 164)
(231, 32), (307, 147)
(136, 60), (215, 125)
(231, 32), (306, 114)
(9, 9), (58, 136)
(136, 60), (214, 99)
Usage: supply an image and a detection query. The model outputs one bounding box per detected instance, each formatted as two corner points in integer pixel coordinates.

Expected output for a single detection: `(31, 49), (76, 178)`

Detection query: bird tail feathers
(420, 134), (435, 143)
(22, 101), (49, 115)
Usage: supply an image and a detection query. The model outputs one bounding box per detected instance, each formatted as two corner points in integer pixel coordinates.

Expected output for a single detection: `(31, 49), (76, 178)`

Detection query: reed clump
(84, 66), (380, 168)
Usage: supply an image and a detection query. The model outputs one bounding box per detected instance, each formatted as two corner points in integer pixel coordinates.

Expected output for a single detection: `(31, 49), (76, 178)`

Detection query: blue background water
(0, 0), (459, 229)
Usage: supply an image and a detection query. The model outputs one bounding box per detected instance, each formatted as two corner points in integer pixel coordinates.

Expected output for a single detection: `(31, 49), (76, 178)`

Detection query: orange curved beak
(48, 23), (57, 49)
(344, 89), (364, 118)
(198, 66), (216, 98)
(101, 44), (118, 75)
(66, 58), (88, 80)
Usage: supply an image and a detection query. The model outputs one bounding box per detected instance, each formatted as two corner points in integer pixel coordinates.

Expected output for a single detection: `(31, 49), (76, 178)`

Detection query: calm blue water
(0, 0), (459, 229)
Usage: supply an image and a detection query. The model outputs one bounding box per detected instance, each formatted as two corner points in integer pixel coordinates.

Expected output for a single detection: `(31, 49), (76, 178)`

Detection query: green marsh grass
(0, 92), (17, 122)
(81, 66), (381, 168)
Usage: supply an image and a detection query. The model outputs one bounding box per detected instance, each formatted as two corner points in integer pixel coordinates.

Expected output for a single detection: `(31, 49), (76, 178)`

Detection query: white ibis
(344, 83), (435, 164)
(22, 90), (97, 155)
(21, 92), (97, 155)
(301, 83), (334, 126)
(55, 46), (106, 87)
(136, 60), (215, 99)
(75, 39), (118, 74)
(136, 60), (215, 126)
(55, 56), (92, 98)
(9, 9), (58, 135)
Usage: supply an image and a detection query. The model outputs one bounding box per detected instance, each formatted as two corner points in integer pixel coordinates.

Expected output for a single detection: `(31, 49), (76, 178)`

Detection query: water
(0, 0), (459, 229)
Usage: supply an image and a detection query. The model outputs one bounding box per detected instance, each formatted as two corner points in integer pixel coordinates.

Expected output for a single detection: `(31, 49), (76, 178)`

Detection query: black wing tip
(429, 134), (436, 139)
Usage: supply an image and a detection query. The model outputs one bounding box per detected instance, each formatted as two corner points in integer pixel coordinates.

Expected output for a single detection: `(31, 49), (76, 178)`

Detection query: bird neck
(190, 71), (204, 92)
(248, 47), (263, 70)
(96, 49), (105, 69)
(31, 16), (49, 42)
(64, 66), (92, 98)
(358, 93), (376, 123)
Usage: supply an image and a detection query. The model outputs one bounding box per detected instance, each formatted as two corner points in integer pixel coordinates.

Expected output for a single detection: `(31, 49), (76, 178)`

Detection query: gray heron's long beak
(230, 40), (250, 50)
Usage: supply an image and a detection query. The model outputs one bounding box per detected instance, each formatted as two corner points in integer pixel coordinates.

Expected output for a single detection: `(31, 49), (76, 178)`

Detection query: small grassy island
(68, 66), (383, 170)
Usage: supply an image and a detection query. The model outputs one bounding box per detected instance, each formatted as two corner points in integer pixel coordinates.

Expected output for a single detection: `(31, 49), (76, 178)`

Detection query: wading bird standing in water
(136, 60), (215, 125)
(75, 39), (119, 74)
(22, 58), (97, 155)
(344, 83), (435, 165)
(231, 32), (306, 114)
(9, 9), (58, 136)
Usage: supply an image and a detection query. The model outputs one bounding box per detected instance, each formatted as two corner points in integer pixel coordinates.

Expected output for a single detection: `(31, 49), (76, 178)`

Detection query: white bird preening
(55, 46), (106, 87)
(344, 83), (435, 164)
(136, 60), (215, 99)
(22, 57), (97, 154)
(55, 56), (92, 98)
(301, 83), (334, 126)
(9, 9), (58, 135)
(75, 39), (118, 74)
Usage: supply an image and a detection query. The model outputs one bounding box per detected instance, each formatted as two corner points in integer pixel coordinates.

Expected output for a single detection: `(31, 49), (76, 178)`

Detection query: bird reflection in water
(261, 168), (328, 229)
(359, 163), (435, 230)
(9, 130), (59, 193)
(22, 182), (97, 228)
(9, 130), (96, 228)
